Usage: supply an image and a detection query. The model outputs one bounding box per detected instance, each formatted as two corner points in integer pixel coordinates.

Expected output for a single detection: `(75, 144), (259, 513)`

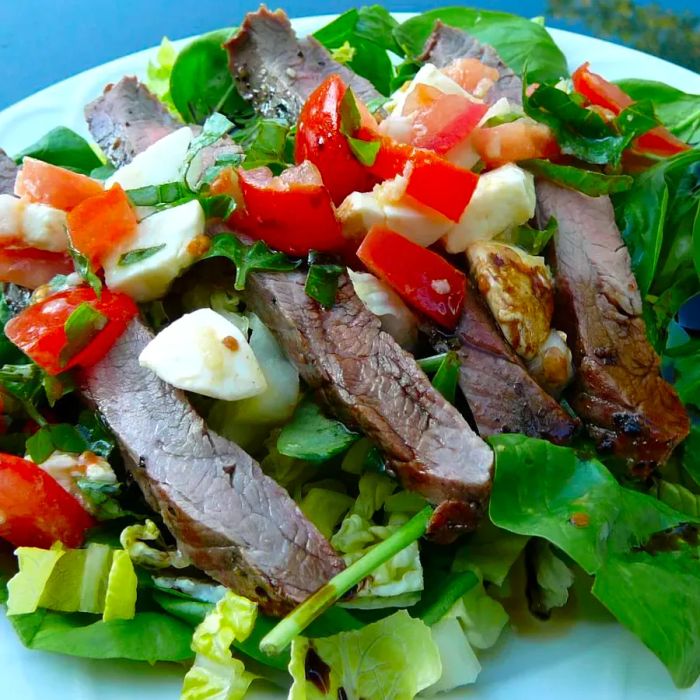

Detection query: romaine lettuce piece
(300, 488), (354, 539)
(288, 610), (441, 700)
(423, 616), (480, 695)
(103, 550), (137, 622)
(120, 519), (189, 569)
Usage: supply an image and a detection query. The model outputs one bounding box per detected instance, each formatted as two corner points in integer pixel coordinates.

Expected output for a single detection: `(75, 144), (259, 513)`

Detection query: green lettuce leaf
(525, 539), (575, 619)
(145, 37), (179, 114)
(288, 610), (441, 699)
(103, 550), (137, 622)
(181, 591), (258, 700)
(489, 434), (700, 688)
(300, 488), (354, 539)
(426, 616), (481, 693)
(120, 520), (189, 570)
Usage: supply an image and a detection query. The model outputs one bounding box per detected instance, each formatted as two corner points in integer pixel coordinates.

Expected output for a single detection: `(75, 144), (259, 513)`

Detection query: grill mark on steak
(81, 318), (343, 615)
(537, 181), (689, 465)
(0, 148), (18, 195)
(225, 7), (382, 121)
(432, 283), (579, 443)
(245, 271), (493, 541)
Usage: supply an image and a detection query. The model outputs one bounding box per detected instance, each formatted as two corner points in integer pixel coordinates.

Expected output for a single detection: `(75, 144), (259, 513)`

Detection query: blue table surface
(1, 0), (698, 109)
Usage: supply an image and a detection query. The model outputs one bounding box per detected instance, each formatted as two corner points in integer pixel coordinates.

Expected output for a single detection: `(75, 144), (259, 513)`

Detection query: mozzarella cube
(139, 308), (267, 401)
(443, 164), (535, 253)
(103, 199), (205, 302)
(107, 126), (193, 191)
(22, 203), (68, 252)
(0, 194), (23, 243)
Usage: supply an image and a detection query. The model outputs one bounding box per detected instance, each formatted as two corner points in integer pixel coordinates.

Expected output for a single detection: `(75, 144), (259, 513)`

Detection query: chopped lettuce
(450, 582), (509, 650)
(181, 591), (258, 700)
(103, 550), (138, 622)
(424, 617), (481, 695)
(525, 539), (575, 619)
(120, 519), (189, 569)
(146, 37), (178, 114)
(300, 488), (354, 539)
(288, 610), (441, 699)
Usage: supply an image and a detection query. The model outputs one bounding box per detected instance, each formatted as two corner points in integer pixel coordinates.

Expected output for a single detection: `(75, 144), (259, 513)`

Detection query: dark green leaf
(340, 88), (362, 137)
(198, 194), (237, 220)
(520, 159), (633, 196)
(75, 410), (116, 459)
(118, 244), (166, 267)
(431, 351), (460, 403)
(26, 423), (88, 463)
(278, 399), (359, 462)
(0, 287), (24, 366)
(505, 217), (557, 256)
(346, 136), (380, 166)
(13, 127), (102, 174)
(234, 118), (293, 172)
(654, 480), (700, 518)
(664, 335), (700, 407)
(42, 372), (74, 407)
(67, 241), (102, 297)
(170, 28), (253, 124)
(394, 8), (568, 84)
(417, 353), (447, 374)
(682, 424), (700, 488)
(201, 233), (299, 290)
(413, 570), (479, 625)
(24, 427), (54, 464)
(59, 302), (108, 368)
(0, 363), (46, 426)
(489, 434), (700, 688)
(125, 181), (191, 206)
(305, 258), (344, 308)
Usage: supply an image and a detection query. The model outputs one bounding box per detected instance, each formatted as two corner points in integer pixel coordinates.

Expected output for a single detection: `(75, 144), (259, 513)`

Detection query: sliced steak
(0, 148), (18, 195)
(245, 271), (493, 540)
(433, 284), (578, 443)
(419, 21), (522, 105)
(81, 318), (343, 615)
(85, 77), (181, 168)
(225, 7), (382, 121)
(537, 181), (689, 465)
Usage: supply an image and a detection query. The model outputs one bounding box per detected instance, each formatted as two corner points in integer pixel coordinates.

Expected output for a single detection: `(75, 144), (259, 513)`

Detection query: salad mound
(0, 5), (699, 699)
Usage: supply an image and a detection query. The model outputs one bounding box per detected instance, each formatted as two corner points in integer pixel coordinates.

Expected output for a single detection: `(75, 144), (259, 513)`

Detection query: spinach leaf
(118, 245), (166, 267)
(314, 6), (401, 95)
(616, 79), (700, 146)
(431, 351), (460, 403)
(234, 118), (293, 172)
(59, 302), (107, 368)
(170, 28), (253, 124)
(489, 434), (700, 688)
(520, 159), (633, 196)
(278, 399), (359, 461)
(305, 256), (344, 308)
(394, 8), (568, 84)
(201, 234), (299, 290)
(13, 127), (102, 175)
(25, 423), (88, 464)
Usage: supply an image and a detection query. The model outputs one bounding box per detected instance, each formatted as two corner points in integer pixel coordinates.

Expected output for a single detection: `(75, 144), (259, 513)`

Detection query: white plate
(1, 13), (699, 700)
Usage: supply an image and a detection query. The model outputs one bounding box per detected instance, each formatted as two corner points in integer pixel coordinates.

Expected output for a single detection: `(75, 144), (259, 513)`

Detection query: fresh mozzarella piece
(337, 177), (451, 247)
(103, 199), (205, 302)
(0, 194), (68, 251)
(443, 164), (535, 253)
(107, 126), (193, 191)
(139, 308), (267, 401)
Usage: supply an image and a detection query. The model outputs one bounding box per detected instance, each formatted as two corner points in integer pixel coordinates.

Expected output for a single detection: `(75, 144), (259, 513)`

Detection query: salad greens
(13, 127), (103, 175)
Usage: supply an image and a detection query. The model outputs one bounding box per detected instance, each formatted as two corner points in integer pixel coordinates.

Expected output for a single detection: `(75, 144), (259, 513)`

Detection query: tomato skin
(471, 121), (560, 168)
(357, 225), (467, 329)
(5, 286), (138, 375)
(15, 157), (104, 211)
(0, 453), (94, 548)
(0, 247), (73, 289)
(67, 184), (138, 267)
(572, 62), (690, 157)
(231, 162), (346, 256)
(295, 75), (379, 205)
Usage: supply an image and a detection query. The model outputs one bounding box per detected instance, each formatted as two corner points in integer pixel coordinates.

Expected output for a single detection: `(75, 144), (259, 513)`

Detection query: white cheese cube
(103, 199), (205, 302)
(139, 308), (267, 401)
(443, 164), (536, 253)
(107, 126), (193, 191)
(22, 203), (68, 252)
(0, 194), (23, 242)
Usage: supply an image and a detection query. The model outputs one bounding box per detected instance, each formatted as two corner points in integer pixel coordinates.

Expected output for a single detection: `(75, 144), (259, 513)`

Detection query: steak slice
(245, 271), (493, 540)
(81, 318), (343, 616)
(537, 181), (689, 466)
(225, 7), (382, 121)
(85, 77), (181, 168)
(433, 284), (578, 443)
(0, 148), (18, 195)
(419, 21), (522, 105)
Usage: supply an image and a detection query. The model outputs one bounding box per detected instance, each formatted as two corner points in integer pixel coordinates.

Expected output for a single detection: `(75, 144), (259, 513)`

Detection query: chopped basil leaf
(234, 118), (293, 172)
(199, 152), (244, 187)
(42, 372), (75, 407)
(0, 363), (46, 426)
(202, 234), (300, 290)
(340, 88), (380, 166)
(504, 217), (558, 256)
(75, 409), (116, 459)
(26, 423), (88, 464)
(346, 136), (381, 166)
(198, 194), (237, 220)
(431, 351), (460, 404)
(118, 245), (167, 267)
(365, 96), (390, 114)
(59, 302), (108, 368)
(126, 182), (191, 206)
(520, 159), (633, 196)
(305, 256), (344, 308)
(417, 353), (448, 374)
(67, 232), (102, 298)
(184, 112), (234, 175)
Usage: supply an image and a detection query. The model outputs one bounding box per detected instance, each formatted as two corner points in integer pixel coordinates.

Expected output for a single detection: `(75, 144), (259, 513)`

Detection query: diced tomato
(404, 85), (489, 155)
(440, 58), (500, 95)
(0, 247), (74, 289)
(295, 74), (380, 205)
(67, 184), (138, 267)
(231, 161), (346, 256)
(15, 157), (104, 211)
(357, 225), (467, 329)
(471, 121), (560, 168)
(210, 166), (245, 205)
(572, 62), (690, 157)
(5, 286), (138, 375)
(0, 453), (94, 548)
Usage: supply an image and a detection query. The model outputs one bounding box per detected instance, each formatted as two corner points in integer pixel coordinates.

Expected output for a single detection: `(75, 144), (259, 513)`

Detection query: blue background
(1, 0), (698, 109)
